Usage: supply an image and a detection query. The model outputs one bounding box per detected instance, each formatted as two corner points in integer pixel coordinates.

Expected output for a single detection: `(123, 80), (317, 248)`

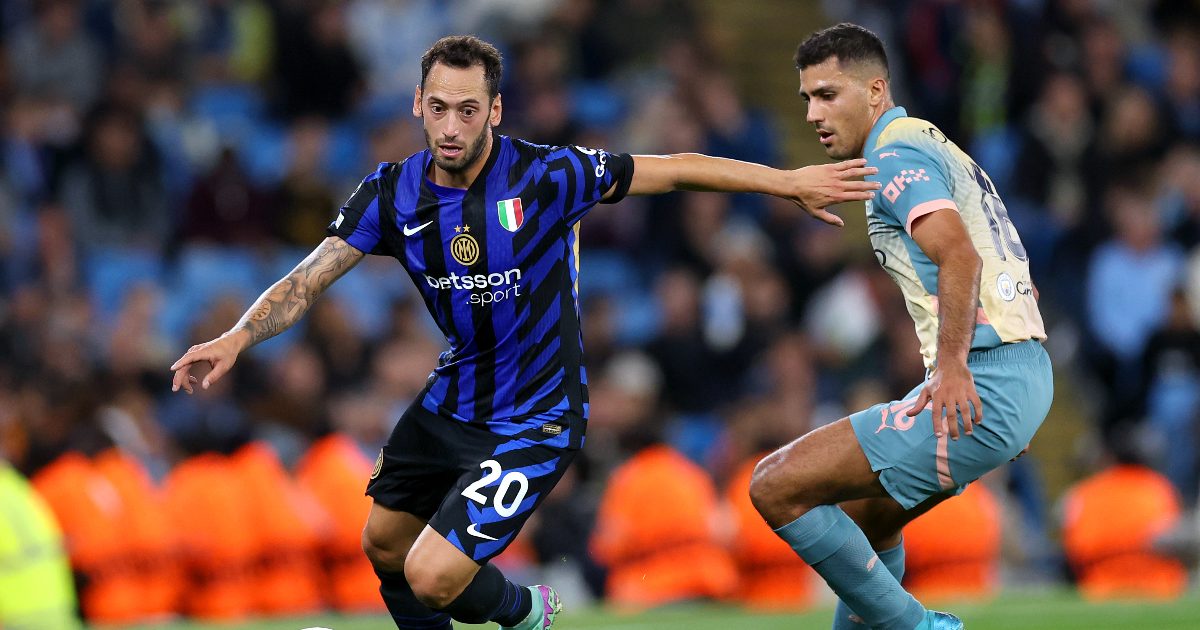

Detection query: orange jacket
(163, 452), (258, 620)
(32, 452), (168, 623)
(1062, 465), (1186, 600)
(92, 449), (182, 621)
(723, 455), (815, 610)
(295, 434), (385, 613)
(590, 445), (738, 607)
(902, 482), (1001, 602)
(231, 442), (326, 616)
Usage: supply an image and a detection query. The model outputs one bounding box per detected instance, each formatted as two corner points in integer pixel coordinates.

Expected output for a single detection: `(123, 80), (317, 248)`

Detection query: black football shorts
(366, 402), (581, 563)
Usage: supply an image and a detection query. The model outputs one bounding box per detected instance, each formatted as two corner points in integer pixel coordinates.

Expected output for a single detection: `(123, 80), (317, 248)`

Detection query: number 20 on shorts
(461, 460), (530, 517)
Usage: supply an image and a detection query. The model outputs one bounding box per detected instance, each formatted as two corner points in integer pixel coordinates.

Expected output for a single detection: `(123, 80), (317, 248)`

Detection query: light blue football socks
(775, 506), (926, 630)
(832, 540), (907, 629)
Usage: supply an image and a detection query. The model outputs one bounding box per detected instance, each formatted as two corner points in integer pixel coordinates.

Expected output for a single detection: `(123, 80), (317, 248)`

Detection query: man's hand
(907, 361), (983, 440)
(170, 330), (249, 394)
(787, 159), (880, 227)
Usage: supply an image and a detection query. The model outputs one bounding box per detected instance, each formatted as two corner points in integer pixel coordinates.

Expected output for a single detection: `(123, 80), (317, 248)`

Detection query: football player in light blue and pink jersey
(749, 23), (1053, 630)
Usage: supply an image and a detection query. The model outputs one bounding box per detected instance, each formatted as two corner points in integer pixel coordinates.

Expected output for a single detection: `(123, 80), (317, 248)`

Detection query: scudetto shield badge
(497, 198), (524, 232)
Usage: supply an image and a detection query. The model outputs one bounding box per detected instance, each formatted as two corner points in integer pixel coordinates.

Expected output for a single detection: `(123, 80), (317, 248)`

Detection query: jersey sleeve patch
(327, 166), (389, 255)
(868, 144), (956, 234)
(542, 145), (634, 225)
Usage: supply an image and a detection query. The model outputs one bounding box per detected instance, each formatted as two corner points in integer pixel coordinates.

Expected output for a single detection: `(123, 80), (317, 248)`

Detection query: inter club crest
(497, 198), (524, 232)
(451, 225), (479, 266)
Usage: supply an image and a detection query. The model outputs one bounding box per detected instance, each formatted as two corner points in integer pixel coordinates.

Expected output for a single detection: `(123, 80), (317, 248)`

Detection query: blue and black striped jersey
(328, 133), (634, 435)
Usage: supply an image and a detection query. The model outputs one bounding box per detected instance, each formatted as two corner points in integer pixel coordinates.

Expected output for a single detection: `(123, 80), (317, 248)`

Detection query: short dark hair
(421, 35), (503, 100)
(794, 22), (889, 77)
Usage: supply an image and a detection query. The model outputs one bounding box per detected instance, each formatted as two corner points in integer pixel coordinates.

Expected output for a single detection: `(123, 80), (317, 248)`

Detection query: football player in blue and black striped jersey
(170, 35), (879, 630)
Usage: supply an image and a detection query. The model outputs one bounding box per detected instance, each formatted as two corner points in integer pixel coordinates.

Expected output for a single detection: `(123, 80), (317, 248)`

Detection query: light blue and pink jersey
(863, 106), (1045, 369)
(849, 106), (1053, 509)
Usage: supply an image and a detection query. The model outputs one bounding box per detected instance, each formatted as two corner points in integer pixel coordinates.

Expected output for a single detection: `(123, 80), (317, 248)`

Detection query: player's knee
(404, 562), (463, 610)
(750, 451), (822, 526)
(750, 455), (793, 517)
(361, 526), (407, 572)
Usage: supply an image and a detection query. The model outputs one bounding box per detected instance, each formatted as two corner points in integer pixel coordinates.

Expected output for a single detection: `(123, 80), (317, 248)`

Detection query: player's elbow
(939, 245), (982, 279)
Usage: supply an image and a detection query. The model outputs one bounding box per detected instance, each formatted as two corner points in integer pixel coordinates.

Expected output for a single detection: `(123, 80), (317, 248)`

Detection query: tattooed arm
(170, 237), (364, 394)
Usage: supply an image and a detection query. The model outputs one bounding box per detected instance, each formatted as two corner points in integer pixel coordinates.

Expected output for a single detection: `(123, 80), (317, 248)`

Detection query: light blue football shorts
(849, 339), (1053, 510)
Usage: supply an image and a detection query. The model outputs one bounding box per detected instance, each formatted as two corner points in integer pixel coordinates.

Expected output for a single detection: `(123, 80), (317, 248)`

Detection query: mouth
(438, 144), (463, 159)
(817, 130), (835, 147)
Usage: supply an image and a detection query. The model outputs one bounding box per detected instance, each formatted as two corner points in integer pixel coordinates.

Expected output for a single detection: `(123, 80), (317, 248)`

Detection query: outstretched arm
(612, 154), (879, 227)
(170, 236), (364, 393)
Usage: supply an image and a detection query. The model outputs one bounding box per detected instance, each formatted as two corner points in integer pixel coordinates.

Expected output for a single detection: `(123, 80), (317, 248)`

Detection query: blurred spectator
(269, 2), (364, 121)
(295, 431), (386, 613)
(1060, 428), (1189, 601)
(247, 343), (330, 465)
(58, 104), (171, 253)
(587, 0), (697, 75)
(959, 3), (1013, 139)
(32, 450), (180, 624)
(1088, 88), (1170, 204)
(898, 0), (965, 142)
(1138, 289), (1200, 502)
(305, 297), (371, 392)
(1086, 182), (1185, 431)
(1159, 143), (1200, 248)
(115, 0), (190, 85)
(189, 0), (275, 84)
(1163, 33), (1200, 141)
(590, 426), (738, 608)
(178, 146), (278, 246)
(345, 0), (449, 104)
(8, 0), (101, 113)
(902, 482), (1003, 603)
(1013, 72), (1093, 233)
(646, 268), (724, 416)
(275, 117), (338, 247)
(1080, 16), (1128, 113)
(0, 458), (80, 630)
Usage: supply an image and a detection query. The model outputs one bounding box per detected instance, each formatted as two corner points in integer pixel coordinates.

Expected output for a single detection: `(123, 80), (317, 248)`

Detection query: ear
(868, 77), (888, 108)
(489, 93), (503, 127)
(412, 86), (422, 118)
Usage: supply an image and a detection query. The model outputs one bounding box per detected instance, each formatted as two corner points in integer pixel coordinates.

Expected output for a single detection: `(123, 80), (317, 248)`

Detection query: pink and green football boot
(499, 585), (561, 630)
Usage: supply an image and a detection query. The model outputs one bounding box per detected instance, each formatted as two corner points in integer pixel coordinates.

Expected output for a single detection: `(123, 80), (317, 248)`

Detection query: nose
(806, 102), (823, 125)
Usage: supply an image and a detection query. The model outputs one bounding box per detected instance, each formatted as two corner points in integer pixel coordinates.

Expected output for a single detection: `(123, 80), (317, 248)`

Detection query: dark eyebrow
(427, 96), (482, 107)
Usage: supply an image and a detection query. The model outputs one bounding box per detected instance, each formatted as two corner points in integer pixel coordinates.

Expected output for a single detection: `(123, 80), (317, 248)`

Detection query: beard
(426, 124), (491, 174)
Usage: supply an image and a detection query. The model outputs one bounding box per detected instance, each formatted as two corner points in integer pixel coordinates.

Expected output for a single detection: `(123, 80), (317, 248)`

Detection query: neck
(430, 131), (493, 189)
(859, 98), (896, 157)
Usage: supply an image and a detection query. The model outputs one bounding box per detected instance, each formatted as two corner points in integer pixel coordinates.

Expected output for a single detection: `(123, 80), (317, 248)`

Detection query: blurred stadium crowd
(3, 0), (1200, 625)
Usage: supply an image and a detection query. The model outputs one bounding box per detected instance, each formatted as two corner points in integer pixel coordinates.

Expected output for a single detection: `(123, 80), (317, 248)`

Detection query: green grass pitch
(108, 590), (1200, 629)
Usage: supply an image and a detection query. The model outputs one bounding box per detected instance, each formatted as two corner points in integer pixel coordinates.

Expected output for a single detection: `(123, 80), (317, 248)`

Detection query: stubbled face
(414, 62), (501, 175)
(799, 57), (877, 159)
